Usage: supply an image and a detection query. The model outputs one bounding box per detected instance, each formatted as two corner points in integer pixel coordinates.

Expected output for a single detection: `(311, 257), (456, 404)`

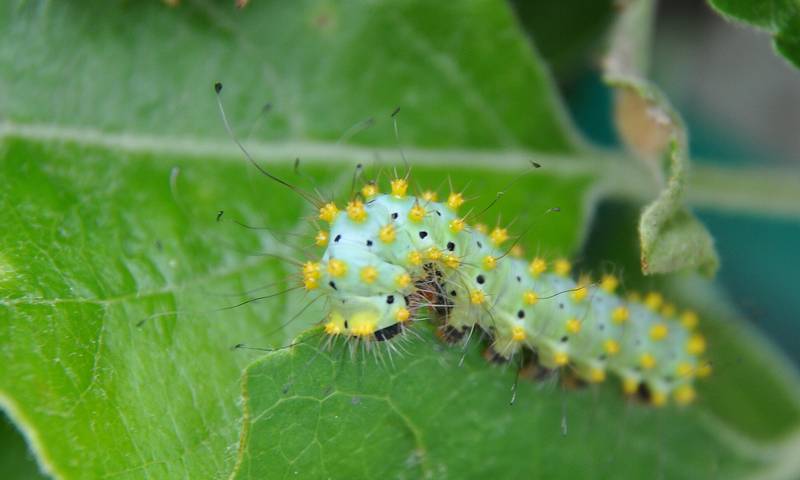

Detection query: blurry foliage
(708, 0), (800, 68)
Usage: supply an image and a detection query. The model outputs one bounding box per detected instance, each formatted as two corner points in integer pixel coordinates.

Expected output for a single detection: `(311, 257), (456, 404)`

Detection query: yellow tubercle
(407, 250), (422, 266)
(361, 182), (378, 199)
(443, 253), (460, 269)
(554, 258), (571, 276)
(482, 255), (497, 271)
(640, 352), (657, 370)
(379, 224), (396, 243)
(687, 334), (707, 355)
(351, 322), (376, 337)
(673, 385), (696, 406)
(523, 290), (539, 306)
(449, 218), (465, 234)
(566, 318), (582, 334)
(360, 266), (378, 284)
(603, 339), (620, 356)
(553, 351), (569, 366)
(489, 227), (509, 246)
(303, 262), (321, 291)
(622, 378), (639, 395)
(447, 192), (464, 210)
(346, 200), (367, 223)
(470, 290), (485, 305)
(680, 310), (699, 330)
(589, 368), (606, 383)
(314, 230), (329, 247)
(649, 323), (669, 341)
(696, 362), (713, 378)
(644, 291), (663, 311)
(511, 245), (524, 257)
(651, 390), (667, 407)
(661, 303), (676, 317)
(408, 203), (426, 223)
(302, 261), (322, 279)
(529, 257), (547, 277)
(676, 362), (694, 378)
(600, 274), (619, 293)
(395, 307), (410, 323)
(390, 178), (408, 198)
(627, 291), (641, 302)
(425, 247), (441, 261)
(571, 285), (588, 302)
(324, 321), (342, 335)
(350, 310), (379, 337)
(421, 190), (438, 202)
(511, 325), (527, 342)
(327, 259), (347, 278)
(473, 223), (488, 234)
(318, 202), (338, 223)
(304, 277), (319, 291)
(611, 306), (630, 324)
(395, 272), (411, 289)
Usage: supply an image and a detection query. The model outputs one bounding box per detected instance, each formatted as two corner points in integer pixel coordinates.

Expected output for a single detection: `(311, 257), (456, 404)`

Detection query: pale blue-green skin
(319, 193), (699, 399)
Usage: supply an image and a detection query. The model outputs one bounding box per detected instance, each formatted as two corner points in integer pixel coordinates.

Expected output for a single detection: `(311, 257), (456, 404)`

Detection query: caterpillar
(299, 176), (711, 407)
(214, 83), (710, 408)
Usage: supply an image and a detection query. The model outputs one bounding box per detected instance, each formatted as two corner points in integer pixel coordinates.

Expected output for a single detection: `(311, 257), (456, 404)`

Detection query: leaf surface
(0, 1), (592, 478)
(0, 1), (798, 480)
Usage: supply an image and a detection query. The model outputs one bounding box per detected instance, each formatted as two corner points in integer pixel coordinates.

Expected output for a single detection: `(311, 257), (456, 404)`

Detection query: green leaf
(232, 200), (800, 479)
(235, 311), (800, 479)
(2, 1), (799, 479)
(708, 0), (800, 69)
(0, 1), (595, 478)
(0, 136), (596, 479)
(0, 0), (579, 151)
(603, 0), (719, 276)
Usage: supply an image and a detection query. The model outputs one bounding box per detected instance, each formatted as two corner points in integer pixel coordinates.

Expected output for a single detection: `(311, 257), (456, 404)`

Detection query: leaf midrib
(0, 121), (601, 174)
(6, 120), (800, 223)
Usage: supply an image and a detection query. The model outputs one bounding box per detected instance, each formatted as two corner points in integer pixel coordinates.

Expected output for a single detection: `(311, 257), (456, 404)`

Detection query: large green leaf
(0, 0), (591, 478)
(1, 1), (799, 479)
(0, 135), (595, 479)
(236, 313), (800, 479)
(0, 0), (579, 151)
(232, 195), (800, 480)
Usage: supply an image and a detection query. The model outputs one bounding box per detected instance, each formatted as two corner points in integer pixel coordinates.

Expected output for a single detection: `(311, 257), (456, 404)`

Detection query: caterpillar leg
(482, 345), (511, 364)
(374, 322), (404, 342)
(436, 324), (467, 343)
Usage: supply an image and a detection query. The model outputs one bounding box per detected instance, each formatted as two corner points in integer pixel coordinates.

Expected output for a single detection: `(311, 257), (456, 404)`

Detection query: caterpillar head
(324, 294), (410, 339)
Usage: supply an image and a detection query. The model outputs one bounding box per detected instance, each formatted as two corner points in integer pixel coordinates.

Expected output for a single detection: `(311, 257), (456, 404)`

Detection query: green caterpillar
(300, 176), (709, 407)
